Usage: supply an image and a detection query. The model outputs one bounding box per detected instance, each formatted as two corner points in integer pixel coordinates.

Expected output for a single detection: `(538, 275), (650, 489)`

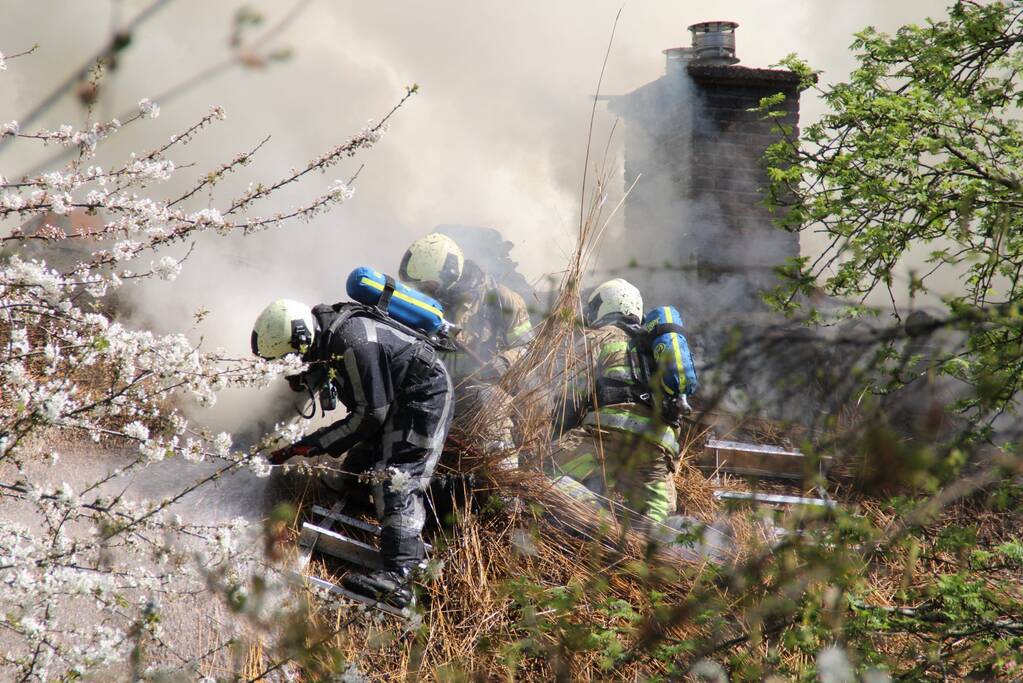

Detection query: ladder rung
(714, 490), (837, 508)
(311, 504), (380, 535)
(297, 572), (409, 618)
(297, 499), (346, 570)
(302, 522), (384, 570)
(310, 504), (434, 551)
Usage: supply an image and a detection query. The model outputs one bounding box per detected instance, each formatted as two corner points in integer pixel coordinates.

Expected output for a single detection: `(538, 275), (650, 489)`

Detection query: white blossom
(49, 193), (69, 215)
(10, 327), (30, 354)
(137, 98), (160, 119)
(2, 189), (24, 208)
(250, 456), (272, 478)
(123, 421), (150, 441)
(41, 391), (71, 423)
(41, 171), (74, 192)
(359, 119), (388, 144)
(388, 466), (414, 493)
(330, 179), (354, 200)
(213, 432), (232, 456)
(276, 419), (308, 445)
(817, 646), (856, 683)
(151, 256), (181, 281)
(181, 438), (205, 463)
(189, 207), (225, 229)
(55, 481), (77, 506)
(139, 438), (166, 462)
(83, 276), (109, 299)
(111, 240), (139, 262)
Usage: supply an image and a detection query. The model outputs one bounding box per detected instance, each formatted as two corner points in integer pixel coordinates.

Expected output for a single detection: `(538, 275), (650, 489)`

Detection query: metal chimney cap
(662, 46), (695, 57)
(663, 46), (695, 74)
(688, 20), (739, 66)
(688, 20), (739, 34)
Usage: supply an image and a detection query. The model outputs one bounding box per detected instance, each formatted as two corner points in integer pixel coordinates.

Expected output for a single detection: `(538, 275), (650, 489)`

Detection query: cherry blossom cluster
(0, 56), (415, 679)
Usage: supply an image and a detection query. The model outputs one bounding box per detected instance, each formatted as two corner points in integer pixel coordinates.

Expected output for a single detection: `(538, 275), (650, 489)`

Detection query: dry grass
(279, 170), (759, 681)
(281, 427), (1023, 681)
(315, 500), (713, 680)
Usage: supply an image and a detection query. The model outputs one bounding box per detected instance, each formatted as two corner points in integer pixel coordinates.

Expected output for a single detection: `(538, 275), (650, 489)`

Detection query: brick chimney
(608, 22), (803, 325)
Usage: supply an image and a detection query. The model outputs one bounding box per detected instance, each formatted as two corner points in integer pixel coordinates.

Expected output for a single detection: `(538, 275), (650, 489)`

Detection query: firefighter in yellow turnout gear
(399, 232), (533, 465)
(550, 279), (680, 522)
(398, 232), (533, 385)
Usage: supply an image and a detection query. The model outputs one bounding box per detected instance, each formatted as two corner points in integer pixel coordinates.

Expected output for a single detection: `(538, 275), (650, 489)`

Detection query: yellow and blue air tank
(346, 267), (446, 335)
(643, 306), (698, 396)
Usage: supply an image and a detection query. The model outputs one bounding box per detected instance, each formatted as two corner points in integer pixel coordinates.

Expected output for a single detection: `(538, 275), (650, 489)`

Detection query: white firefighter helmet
(251, 299), (316, 359)
(398, 232), (464, 292)
(583, 278), (643, 326)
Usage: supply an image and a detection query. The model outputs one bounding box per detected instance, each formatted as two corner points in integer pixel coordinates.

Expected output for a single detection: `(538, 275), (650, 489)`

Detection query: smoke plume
(0, 0), (944, 435)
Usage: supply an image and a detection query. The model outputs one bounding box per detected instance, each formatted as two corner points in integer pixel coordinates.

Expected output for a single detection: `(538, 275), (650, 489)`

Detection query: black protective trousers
(346, 363), (454, 571)
(300, 309), (456, 571)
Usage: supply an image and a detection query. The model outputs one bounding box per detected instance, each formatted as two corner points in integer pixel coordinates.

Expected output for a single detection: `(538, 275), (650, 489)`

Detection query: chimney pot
(688, 20), (739, 66)
(663, 46), (694, 75)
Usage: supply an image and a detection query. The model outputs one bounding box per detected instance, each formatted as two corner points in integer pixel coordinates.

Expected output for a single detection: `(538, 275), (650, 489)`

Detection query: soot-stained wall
(609, 59), (802, 327)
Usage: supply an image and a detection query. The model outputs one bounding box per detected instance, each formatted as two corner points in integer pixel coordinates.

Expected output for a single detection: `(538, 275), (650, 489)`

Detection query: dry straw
(285, 158), (753, 681)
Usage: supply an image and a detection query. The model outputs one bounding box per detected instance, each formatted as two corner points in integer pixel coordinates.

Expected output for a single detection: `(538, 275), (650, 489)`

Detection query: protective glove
(268, 443), (317, 465)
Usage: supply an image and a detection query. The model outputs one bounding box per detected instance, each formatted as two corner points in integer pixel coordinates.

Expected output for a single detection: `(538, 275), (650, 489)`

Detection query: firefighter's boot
(342, 567), (414, 609)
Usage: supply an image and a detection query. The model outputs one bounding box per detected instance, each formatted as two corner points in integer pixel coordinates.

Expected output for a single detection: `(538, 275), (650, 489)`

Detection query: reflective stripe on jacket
(582, 406), (680, 456)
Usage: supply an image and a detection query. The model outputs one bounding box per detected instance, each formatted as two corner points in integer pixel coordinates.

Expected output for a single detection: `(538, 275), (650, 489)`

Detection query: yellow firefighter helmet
(584, 278), (644, 326)
(251, 299), (316, 359)
(398, 232), (465, 292)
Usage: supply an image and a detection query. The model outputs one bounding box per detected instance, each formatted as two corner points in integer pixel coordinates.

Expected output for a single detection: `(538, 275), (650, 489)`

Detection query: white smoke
(0, 0), (945, 434)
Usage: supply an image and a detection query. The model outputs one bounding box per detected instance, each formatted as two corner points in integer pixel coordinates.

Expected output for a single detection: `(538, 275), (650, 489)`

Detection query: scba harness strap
(645, 322), (686, 340)
(324, 303), (441, 395)
(590, 324), (691, 427)
(321, 301), (453, 355)
(285, 301), (447, 419)
(367, 276), (445, 368)
(375, 274), (398, 313)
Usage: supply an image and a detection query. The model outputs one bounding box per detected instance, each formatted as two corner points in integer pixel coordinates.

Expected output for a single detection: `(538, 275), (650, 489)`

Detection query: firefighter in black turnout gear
(251, 298), (454, 608)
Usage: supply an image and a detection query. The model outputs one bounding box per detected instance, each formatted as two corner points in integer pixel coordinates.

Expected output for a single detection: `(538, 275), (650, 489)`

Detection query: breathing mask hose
(285, 372), (317, 419)
(296, 384), (316, 419)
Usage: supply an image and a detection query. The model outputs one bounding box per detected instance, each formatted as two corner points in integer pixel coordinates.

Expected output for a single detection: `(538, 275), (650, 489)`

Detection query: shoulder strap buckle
(376, 274), (397, 313)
